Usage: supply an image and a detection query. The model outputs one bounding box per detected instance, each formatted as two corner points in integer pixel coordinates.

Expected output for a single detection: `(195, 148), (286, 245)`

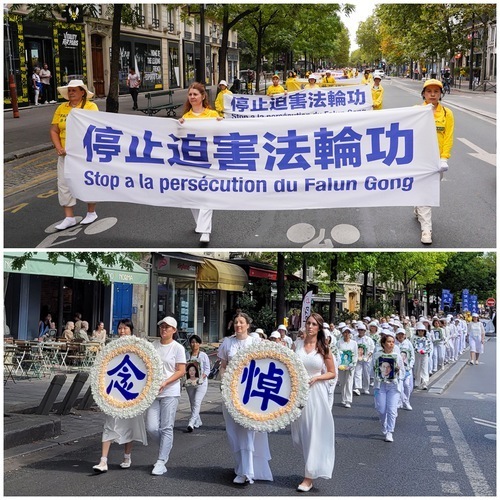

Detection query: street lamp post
(4, 7), (19, 118)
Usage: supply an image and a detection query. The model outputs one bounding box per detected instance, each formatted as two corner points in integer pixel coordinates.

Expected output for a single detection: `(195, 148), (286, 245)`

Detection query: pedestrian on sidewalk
(373, 332), (405, 442)
(184, 335), (211, 432)
(32, 67), (42, 105)
(414, 78), (454, 245)
(93, 319), (148, 473)
(146, 316), (186, 476)
(178, 82), (223, 243)
(39, 63), (56, 104)
(127, 68), (141, 110)
(50, 79), (100, 230)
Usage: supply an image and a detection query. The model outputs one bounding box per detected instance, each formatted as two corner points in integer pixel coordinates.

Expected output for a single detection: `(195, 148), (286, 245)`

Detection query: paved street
(4, 340), (496, 496)
(4, 79), (496, 249)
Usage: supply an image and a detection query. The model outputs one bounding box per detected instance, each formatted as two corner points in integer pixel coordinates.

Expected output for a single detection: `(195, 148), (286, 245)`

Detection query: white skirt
(102, 413), (148, 445)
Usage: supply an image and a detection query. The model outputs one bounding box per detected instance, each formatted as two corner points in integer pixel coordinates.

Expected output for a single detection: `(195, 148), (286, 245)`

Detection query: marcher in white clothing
(337, 328), (358, 408)
(218, 312), (273, 485)
(277, 324), (293, 349)
(395, 328), (414, 410)
(412, 322), (432, 390)
(185, 334), (211, 432)
(373, 333), (405, 442)
(291, 312), (336, 492)
(353, 322), (375, 395)
(146, 316), (186, 476)
(93, 319), (147, 472)
(430, 317), (446, 372)
(467, 313), (486, 365)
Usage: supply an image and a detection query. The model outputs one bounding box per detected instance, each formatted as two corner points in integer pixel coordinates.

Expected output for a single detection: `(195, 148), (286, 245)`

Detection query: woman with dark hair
(91, 321), (107, 345)
(178, 82), (222, 244)
(373, 332), (405, 443)
(218, 312), (273, 485)
(93, 319), (148, 473)
(291, 312), (336, 492)
(185, 334), (211, 432)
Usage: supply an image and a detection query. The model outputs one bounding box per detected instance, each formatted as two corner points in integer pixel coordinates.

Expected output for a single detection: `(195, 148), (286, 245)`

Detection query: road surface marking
(436, 462), (454, 473)
(430, 436), (444, 443)
(441, 407), (493, 496)
(441, 481), (461, 494)
(330, 224), (360, 244)
(472, 417), (496, 429)
(426, 425), (440, 431)
(432, 448), (449, 456)
(425, 416), (437, 422)
(457, 138), (496, 166)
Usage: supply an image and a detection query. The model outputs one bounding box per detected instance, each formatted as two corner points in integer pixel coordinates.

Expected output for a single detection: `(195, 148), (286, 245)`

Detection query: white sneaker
(49, 100), (57, 103)
(199, 232), (210, 243)
(403, 402), (413, 411)
(55, 217), (77, 230)
(80, 212), (98, 225)
(93, 460), (108, 472)
(344, 402), (351, 408)
(151, 460), (167, 475)
(421, 230), (432, 244)
(233, 475), (246, 484)
(385, 432), (394, 442)
(120, 458), (131, 469)
(353, 389), (361, 396)
(363, 390), (370, 395)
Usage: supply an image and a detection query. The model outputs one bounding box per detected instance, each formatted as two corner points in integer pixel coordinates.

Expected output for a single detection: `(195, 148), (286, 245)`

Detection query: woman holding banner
(415, 78), (454, 245)
(291, 312), (336, 492)
(50, 80), (99, 230)
(179, 82), (222, 243)
(218, 312), (273, 485)
(93, 319), (148, 472)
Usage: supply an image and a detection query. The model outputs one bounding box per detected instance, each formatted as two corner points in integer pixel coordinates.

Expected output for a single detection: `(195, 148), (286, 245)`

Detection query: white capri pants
(57, 156), (77, 207)
(146, 396), (179, 462)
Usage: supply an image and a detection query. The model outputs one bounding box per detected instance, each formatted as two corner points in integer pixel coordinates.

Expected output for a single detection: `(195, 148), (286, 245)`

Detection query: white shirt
(153, 340), (186, 398)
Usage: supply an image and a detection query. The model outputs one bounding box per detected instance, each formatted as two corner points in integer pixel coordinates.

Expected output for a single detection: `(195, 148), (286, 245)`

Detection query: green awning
(4, 252), (74, 277)
(73, 260), (149, 285)
(4, 253), (149, 285)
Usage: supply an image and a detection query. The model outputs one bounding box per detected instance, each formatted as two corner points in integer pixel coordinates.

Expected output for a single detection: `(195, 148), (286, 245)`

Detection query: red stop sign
(485, 298), (496, 307)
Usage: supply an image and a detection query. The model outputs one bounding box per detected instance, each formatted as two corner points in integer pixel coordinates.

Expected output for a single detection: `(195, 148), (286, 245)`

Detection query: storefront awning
(249, 266), (277, 280)
(4, 252), (74, 277)
(73, 260), (149, 285)
(4, 253), (149, 285)
(197, 259), (248, 292)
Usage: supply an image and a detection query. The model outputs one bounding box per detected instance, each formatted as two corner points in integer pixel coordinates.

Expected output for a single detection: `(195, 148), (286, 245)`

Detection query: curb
(428, 359), (468, 394)
(4, 143), (54, 163)
(4, 413), (62, 450)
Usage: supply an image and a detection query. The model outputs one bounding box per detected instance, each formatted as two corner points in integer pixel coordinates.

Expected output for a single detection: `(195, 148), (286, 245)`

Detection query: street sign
(485, 298), (496, 307)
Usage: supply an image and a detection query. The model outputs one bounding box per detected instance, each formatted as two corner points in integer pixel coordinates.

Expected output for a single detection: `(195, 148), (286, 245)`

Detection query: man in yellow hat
(267, 74), (286, 96)
(415, 78), (454, 245)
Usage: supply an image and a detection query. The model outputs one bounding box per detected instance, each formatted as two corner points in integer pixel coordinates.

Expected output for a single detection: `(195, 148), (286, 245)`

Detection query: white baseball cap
(157, 316), (178, 328)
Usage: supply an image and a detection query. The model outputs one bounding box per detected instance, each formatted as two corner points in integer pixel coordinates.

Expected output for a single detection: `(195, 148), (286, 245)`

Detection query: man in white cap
(146, 316), (186, 476)
(353, 321), (375, 395)
(269, 331), (281, 342)
(277, 324), (293, 349)
(215, 79), (232, 117)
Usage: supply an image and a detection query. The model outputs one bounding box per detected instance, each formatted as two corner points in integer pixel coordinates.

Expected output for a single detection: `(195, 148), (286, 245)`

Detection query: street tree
(355, 15), (382, 67)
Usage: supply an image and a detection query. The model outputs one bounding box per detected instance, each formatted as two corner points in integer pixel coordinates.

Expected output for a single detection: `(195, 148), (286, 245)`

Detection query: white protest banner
(224, 86), (372, 118)
(65, 105), (441, 211)
(301, 291), (313, 329)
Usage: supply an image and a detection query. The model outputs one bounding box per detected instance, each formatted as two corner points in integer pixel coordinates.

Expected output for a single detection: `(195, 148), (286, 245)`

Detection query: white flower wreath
(90, 336), (163, 418)
(221, 341), (309, 432)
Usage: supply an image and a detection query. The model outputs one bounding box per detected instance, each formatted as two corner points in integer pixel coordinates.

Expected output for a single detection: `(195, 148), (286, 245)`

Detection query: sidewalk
(3, 370), (223, 459)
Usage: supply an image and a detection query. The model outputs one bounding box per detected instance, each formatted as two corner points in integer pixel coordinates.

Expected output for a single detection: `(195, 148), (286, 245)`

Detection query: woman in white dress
(185, 334), (211, 431)
(218, 312), (273, 485)
(93, 319), (148, 472)
(291, 312), (336, 492)
(467, 313), (486, 365)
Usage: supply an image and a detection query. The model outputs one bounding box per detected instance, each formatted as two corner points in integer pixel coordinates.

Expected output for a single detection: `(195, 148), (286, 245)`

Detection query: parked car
(373, 69), (385, 79)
